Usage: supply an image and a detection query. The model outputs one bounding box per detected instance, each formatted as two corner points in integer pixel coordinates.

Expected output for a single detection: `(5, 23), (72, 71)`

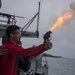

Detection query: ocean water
(47, 58), (75, 75)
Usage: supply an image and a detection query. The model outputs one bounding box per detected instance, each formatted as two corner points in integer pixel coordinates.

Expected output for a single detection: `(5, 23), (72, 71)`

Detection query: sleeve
(4, 43), (45, 57)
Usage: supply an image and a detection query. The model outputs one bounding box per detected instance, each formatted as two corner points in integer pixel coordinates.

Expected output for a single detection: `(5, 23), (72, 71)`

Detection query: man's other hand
(0, 46), (8, 56)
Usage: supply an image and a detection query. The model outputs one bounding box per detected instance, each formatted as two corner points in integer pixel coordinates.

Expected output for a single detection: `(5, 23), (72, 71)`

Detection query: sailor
(1, 35), (31, 75)
(0, 25), (53, 75)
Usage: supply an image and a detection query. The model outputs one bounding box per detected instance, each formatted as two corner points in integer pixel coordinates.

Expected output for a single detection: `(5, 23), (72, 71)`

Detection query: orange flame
(50, 11), (73, 32)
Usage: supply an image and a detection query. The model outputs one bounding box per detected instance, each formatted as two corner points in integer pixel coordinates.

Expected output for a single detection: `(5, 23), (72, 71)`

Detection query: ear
(10, 33), (14, 38)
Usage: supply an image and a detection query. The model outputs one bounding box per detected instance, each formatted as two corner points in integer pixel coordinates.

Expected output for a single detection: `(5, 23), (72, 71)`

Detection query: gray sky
(0, 0), (75, 58)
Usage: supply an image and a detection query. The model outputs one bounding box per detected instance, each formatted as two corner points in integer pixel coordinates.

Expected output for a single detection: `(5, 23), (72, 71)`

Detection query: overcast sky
(0, 0), (75, 58)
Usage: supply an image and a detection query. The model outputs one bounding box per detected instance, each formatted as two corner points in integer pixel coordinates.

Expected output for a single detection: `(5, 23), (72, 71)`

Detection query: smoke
(60, 10), (75, 43)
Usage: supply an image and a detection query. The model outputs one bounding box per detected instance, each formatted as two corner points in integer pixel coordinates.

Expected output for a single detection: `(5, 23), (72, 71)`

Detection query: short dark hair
(6, 25), (20, 38)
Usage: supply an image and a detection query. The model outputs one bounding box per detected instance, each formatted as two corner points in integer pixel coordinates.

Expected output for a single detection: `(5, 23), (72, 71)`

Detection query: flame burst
(50, 11), (73, 32)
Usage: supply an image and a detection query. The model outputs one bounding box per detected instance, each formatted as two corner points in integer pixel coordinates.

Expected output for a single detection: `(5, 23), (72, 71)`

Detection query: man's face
(10, 29), (21, 42)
